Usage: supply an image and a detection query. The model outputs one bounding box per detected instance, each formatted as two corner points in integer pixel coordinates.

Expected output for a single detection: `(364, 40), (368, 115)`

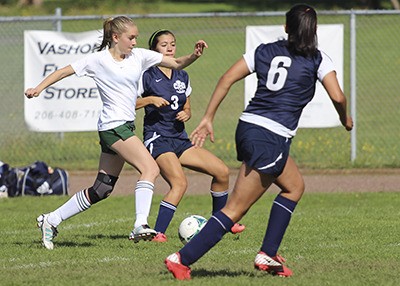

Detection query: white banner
(24, 30), (103, 132)
(245, 24), (343, 128)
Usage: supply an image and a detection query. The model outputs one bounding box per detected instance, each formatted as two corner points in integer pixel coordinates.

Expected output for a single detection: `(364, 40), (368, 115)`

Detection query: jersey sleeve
(186, 79), (192, 97)
(317, 51), (335, 82)
(137, 71), (145, 97)
(139, 48), (163, 71)
(70, 51), (101, 78)
(243, 47), (257, 73)
(70, 55), (91, 77)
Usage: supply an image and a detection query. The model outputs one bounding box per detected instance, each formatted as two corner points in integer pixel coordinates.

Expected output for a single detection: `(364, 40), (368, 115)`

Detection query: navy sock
(261, 195), (297, 257)
(154, 200), (176, 234)
(210, 190), (228, 214)
(179, 211), (234, 266)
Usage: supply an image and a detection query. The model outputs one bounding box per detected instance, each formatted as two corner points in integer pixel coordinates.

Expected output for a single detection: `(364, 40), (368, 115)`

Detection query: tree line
(12, 0), (400, 10)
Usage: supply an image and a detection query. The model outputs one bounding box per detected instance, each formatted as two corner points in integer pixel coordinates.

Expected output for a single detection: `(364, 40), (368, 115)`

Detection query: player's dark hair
(98, 16), (135, 51)
(286, 4), (318, 57)
(148, 29), (175, 51)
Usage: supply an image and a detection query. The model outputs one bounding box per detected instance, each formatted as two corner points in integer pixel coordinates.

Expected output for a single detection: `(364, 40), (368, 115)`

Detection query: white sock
(210, 189), (229, 197)
(47, 190), (91, 227)
(134, 181), (154, 228)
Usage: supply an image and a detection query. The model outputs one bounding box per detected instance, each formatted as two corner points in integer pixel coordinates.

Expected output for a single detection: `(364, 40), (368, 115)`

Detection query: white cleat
(37, 214), (58, 250)
(128, 224), (157, 243)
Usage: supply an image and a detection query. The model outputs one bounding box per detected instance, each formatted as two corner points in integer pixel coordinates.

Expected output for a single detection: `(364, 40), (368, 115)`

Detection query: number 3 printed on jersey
(170, 95), (179, 110)
(266, 56), (292, 91)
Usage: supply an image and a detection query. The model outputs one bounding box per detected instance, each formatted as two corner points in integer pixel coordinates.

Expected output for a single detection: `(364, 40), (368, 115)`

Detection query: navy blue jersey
(241, 40), (334, 138)
(139, 66), (192, 139)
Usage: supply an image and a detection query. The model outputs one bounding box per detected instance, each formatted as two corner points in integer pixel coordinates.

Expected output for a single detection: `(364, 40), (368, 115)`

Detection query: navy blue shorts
(235, 120), (291, 177)
(143, 132), (193, 159)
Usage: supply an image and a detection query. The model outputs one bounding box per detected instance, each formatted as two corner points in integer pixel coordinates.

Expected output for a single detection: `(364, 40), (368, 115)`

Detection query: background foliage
(0, 0), (397, 16)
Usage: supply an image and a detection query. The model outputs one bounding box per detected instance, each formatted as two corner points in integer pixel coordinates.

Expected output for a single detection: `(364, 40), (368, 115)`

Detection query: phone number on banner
(34, 110), (101, 120)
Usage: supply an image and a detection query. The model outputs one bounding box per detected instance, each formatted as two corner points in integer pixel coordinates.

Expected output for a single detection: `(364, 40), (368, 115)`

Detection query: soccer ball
(178, 215), (208, 245)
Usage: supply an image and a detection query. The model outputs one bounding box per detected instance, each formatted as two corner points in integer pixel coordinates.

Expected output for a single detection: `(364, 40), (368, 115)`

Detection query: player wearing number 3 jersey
(136, 30), (245, 243)
(139, 54), (191, 141)
(165, 4), (353, 280)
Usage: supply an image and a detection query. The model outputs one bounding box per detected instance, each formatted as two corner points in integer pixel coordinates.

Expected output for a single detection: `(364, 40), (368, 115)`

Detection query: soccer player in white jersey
(24, 16), (207, 249)
(164, 4), (353, 279)
(136, 30), (245, 243)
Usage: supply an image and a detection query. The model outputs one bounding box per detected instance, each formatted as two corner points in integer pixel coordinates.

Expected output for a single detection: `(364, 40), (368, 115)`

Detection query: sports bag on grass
(0, 161), (69, 197)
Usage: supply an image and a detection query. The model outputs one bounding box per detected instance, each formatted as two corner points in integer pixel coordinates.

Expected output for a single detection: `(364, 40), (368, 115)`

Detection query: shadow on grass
(191, 268), (257, 278)
(51, 241), (94, 247)
(28, 240), (95, 248)
(86, 234), (127, 240)
(28, 233), (132, 248)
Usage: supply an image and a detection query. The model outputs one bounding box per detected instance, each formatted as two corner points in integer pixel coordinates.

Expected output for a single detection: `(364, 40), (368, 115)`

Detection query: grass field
(1, 192), (399, 285)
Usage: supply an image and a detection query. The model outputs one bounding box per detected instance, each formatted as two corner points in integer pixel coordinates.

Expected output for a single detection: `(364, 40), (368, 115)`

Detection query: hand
(193, 40), (208, 58)
(189, 117), (214, 148)
(176, 110), (190, 122)
(344, 115), (353, 131)
(25, 88), (40, 99)
(151, 97), (170, 108)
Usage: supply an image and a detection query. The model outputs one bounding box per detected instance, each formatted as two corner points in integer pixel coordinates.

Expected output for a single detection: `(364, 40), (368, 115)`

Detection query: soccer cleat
(165, 252), (191, 280)
(152, 232), (167, 242)
(128, 224), (157, 243)
(254, 251), (293, 277)
(36, 214), (58, 250)
(231, 223), (246, 234)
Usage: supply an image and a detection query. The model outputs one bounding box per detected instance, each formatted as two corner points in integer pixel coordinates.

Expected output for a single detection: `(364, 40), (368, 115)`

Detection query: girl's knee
(171, 177), (188, 192)
(282, 181), (305, 202)
(165, 179), (188, 204)
(296, 177), (305, 194)
(213, 163), (230, 184)
(141, 162), (160, 181)
(150, 165), (160, 179)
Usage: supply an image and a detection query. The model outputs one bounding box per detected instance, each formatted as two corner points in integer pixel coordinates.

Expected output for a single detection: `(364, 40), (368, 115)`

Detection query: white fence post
(54, 7), (64, 140)
(350, 10), (357, 162)
(53, 7), (62, 32)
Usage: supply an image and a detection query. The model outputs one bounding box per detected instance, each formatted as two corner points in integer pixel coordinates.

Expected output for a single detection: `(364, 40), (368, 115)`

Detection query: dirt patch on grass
(67, 168), (400, 196)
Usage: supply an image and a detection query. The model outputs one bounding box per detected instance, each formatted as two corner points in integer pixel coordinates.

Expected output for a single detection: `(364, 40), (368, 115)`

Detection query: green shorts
(98, 121), (136, 155)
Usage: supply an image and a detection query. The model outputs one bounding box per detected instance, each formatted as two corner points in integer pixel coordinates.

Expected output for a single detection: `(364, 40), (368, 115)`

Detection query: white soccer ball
(178, 215), (208, 245)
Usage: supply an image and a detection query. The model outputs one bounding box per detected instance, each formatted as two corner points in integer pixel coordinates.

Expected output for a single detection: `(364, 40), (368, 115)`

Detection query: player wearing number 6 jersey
(165, 4), (353, 280)
(136, 30), (245, 243)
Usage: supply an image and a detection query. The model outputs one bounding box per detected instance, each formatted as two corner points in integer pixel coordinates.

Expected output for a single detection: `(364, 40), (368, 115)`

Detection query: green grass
(1, 192), (399, 285)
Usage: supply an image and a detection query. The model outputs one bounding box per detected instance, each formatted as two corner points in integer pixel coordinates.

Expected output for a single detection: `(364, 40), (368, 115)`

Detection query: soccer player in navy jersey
(165, 4), (353, 279)
(136, 30), (245, 243)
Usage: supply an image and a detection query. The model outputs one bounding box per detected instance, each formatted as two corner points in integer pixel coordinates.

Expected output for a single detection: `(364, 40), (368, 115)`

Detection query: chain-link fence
(0, 10), (399, 170)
